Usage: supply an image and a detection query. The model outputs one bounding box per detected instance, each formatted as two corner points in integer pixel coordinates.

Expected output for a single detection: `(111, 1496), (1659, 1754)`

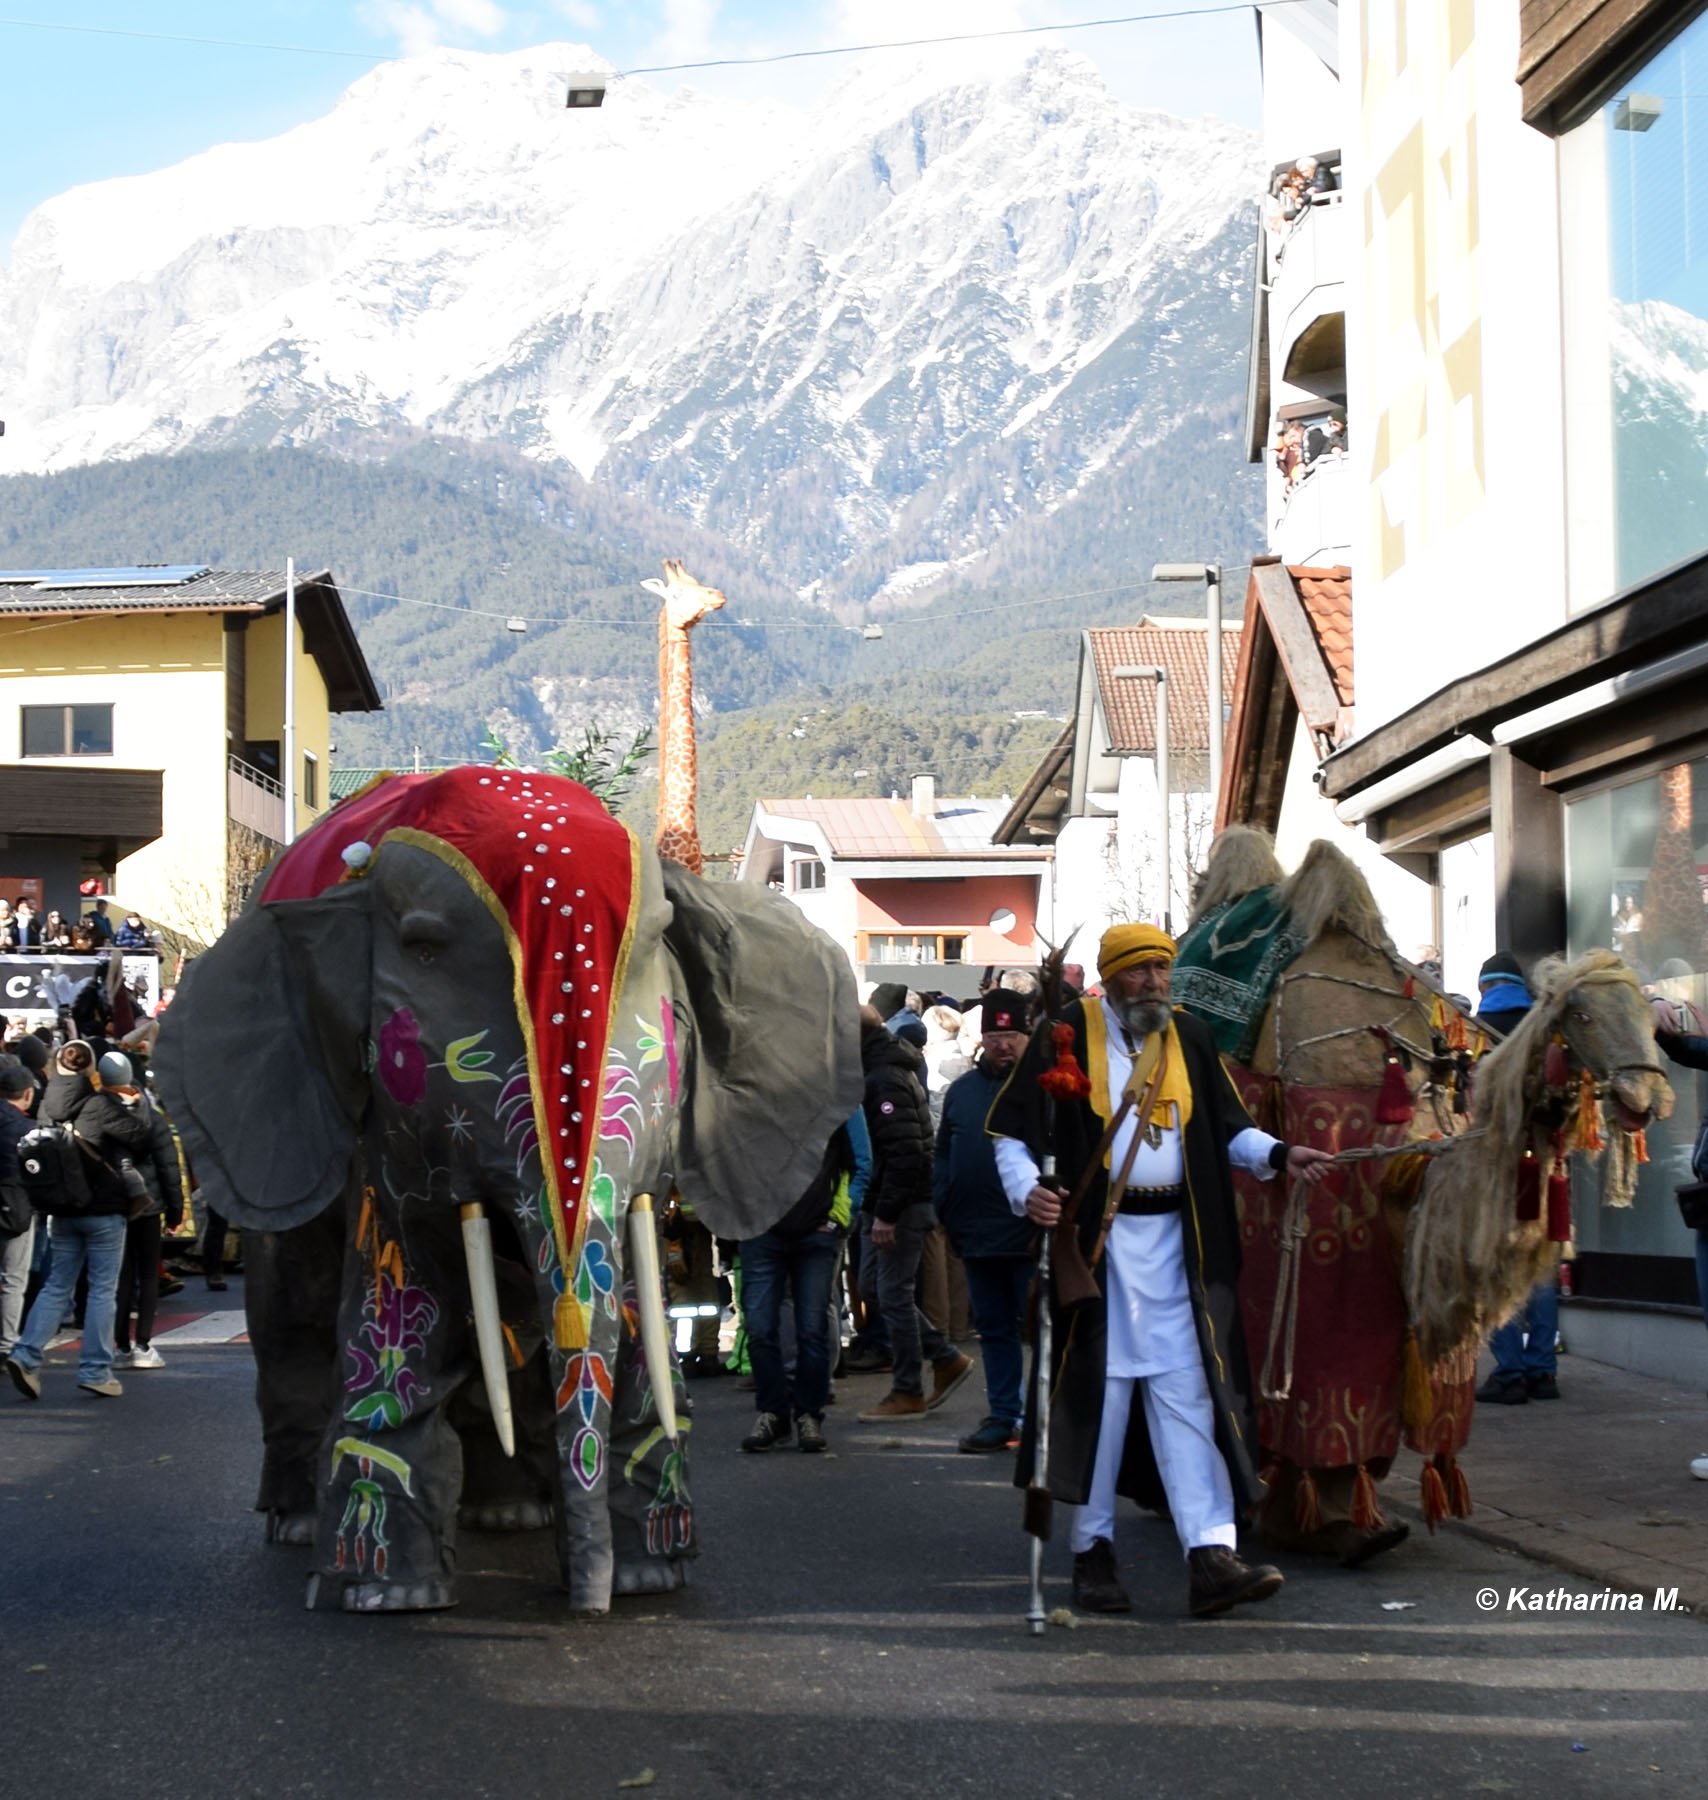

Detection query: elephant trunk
(459, 1203), (516, 1458)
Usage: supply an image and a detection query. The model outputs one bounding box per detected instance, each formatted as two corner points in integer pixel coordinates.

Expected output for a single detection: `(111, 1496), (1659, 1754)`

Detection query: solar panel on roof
(0, 565), (211, 588)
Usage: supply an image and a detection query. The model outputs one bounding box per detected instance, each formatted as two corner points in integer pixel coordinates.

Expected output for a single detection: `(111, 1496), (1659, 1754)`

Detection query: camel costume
(989, 925), (1285, 1561)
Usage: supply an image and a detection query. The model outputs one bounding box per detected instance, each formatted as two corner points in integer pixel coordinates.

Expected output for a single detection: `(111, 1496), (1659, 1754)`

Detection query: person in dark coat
(0, 1057), (39, 1357)
(1471, 954), (1558, 1404)
(934, 988), (1037, 1452)
(112, 1076), (187, 1371)
(988, 923), (1332, 1619)
(854, 1008), (972, 1423)
(5, 1043), (154, 1399)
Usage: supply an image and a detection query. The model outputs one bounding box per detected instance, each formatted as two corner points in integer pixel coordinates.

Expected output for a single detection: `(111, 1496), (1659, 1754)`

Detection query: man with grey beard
(988, 924), (1331, 1619)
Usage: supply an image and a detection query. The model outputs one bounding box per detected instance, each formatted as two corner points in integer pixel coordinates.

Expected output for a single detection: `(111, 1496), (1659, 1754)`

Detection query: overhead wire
(0, 2), (1309, 74)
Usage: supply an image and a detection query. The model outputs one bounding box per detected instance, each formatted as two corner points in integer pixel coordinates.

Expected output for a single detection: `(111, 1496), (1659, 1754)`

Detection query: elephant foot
(613, 1557), (689, 1597)
(458, 1498), (554, 1533)
(265, 1509), (316, 1547)
(304, 1573), (458, 1613)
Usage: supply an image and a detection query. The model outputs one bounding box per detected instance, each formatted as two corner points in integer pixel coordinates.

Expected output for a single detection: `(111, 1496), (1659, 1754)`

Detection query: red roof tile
(1088, 618), (1244, 753)
(1289, 565), (1353, 706)
(755, 795), (1046, 860)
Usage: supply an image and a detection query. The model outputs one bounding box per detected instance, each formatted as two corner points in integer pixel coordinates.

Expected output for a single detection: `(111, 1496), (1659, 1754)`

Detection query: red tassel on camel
(1544, 1035), (1570, 1088)
(1294, 1468), (1324, 1535)
(1418, 1460), (1448, 1532)
(1546, 1158), (1572, 1242)
(1515, 1147), (1542, 1222)
(1037, 1023), (1092, 1101)
(1371, 1027), (1414, 1124)
(1442, 1452), (1472, 1519)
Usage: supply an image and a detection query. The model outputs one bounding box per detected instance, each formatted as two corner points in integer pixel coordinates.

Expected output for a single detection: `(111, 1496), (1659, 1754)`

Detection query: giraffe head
(642, 558), (726, 632)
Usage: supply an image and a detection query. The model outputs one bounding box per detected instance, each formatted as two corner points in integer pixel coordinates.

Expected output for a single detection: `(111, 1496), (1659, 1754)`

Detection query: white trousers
(1069, 1362), (1238, 1557)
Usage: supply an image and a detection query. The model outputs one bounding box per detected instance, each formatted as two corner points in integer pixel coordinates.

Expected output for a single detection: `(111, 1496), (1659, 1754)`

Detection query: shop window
(1563, 10), (1708, 603)
(1564, 758), (1708, 1261)
(21, 703), (113, 757)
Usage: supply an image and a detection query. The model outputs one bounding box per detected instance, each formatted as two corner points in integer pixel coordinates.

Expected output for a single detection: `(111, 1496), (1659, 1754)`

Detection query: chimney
(910, 773), (936, 818)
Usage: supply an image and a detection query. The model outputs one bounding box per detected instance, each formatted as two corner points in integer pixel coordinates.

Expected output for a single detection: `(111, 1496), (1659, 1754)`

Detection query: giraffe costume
(642, 558), (725, 877)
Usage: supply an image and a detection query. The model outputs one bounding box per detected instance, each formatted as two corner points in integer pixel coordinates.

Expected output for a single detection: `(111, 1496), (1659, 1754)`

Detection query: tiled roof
(1087, 617), (1244, 753)
(0, 564), (384, 713)
(1290, 565), (1353, 706)
(757, 795), (1046, 860)
(0, 567), (310, 613)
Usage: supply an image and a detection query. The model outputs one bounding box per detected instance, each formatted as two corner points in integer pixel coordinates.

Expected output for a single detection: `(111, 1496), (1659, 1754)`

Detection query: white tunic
(994, 996), (1281, 1377)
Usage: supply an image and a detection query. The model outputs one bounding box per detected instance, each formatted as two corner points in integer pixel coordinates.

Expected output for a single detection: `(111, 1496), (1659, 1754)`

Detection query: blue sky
(0, 3), (1261, 255)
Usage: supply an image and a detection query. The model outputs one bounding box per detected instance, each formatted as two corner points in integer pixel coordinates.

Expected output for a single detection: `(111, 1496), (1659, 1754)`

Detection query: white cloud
(551, 0), (602, 28)
(360, 0), (511, 57)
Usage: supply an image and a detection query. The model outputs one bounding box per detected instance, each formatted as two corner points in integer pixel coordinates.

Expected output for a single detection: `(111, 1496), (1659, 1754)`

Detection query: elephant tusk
(627, 1193), (678, 1444)
(459, 1203), (516, 1459)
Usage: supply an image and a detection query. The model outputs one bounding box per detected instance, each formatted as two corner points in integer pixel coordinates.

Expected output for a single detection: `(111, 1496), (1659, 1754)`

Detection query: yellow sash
(1083, 1000), (1193, 1169)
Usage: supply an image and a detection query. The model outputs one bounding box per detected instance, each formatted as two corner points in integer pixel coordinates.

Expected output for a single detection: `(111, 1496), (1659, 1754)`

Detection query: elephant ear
(154, 889), (372, 1233)
(659, 862), (864, 1240)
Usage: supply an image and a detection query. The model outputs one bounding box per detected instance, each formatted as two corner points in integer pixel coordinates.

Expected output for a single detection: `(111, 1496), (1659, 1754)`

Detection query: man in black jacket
(935, 989), (1036, 1453)
(855, 1008), (972, 1423)
(5, 1044), (153, 1400)
(0, 1057), (39, 1358)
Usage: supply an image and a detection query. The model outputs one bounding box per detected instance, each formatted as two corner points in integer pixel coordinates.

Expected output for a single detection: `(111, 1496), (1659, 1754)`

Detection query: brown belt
(1116, 1186), (1182, 1216)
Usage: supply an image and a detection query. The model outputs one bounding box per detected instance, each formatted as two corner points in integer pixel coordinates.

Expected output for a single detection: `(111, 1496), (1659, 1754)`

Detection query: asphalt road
(6, 1323), (1707, 1800)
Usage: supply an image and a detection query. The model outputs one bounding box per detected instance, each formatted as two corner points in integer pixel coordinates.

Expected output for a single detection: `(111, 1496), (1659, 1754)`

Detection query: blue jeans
(741, 1227), (842, 1422)
(1487, 1277), (1559, 1380)
(873, 1202), (954, 1396)
(11, 1213), (128, 1384)
(961, 1254), (1033, 1427)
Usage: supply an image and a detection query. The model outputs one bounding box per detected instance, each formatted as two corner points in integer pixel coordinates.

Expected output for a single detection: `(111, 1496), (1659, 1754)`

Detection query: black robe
(987, 1001), (1265, 1518)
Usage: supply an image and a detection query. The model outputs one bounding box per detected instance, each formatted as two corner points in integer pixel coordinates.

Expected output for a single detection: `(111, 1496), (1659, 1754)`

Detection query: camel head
(1531, 951), (1675, 1132)
(641, 558), (726, 632)
(1189, 826), (1285, 925)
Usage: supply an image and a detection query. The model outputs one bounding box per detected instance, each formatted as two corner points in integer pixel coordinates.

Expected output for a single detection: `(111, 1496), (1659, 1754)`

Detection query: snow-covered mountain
(0, 42), (1263, 602)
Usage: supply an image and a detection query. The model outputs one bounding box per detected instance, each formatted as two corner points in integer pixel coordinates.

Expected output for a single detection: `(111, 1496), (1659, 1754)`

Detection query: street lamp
(1112, 663), (1170, 932)
(1151, 561), (1224, 811)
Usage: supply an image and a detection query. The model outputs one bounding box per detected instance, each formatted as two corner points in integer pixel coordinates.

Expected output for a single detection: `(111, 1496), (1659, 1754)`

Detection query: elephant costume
(155, 767), (861, 1613)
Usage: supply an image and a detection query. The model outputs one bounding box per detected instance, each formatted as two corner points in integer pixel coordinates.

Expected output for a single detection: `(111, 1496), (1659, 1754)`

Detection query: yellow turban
(1098, 922), (1177, 981)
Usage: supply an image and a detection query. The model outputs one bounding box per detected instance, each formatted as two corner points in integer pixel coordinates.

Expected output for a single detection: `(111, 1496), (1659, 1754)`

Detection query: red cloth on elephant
(1230, 1069), (1472, 1472)
(261, 767), (640, 1347)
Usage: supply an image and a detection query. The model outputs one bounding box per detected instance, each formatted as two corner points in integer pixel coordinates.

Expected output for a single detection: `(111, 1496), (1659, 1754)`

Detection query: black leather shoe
(1525, 1373), (1561, 1400)
(1071, 1537), (1132, 1613)
(1188, 1546), (1284, 1617)
(1474, 1375), (1527, 1404)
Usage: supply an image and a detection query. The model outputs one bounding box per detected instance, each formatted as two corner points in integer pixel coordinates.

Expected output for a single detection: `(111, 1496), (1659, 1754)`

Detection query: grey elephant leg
(243, 1209), (345, 1538)
(606, 1296), (696, 1596)
(311, 1206), (475, 1612)
(454, 1348), (556, 1531)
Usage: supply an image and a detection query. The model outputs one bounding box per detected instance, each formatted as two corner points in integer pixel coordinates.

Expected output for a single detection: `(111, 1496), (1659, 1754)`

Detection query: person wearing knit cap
(934, 990), (1038, 1451)
(5, 1037), (155, 1402)
(987, 922), (1332, 1618)
(1472, 954), (1557, 1405)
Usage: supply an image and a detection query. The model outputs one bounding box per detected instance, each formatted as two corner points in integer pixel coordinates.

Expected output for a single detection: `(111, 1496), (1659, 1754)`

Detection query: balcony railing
(227, 754), (286, 844)
(1270, 454), (1352, 567)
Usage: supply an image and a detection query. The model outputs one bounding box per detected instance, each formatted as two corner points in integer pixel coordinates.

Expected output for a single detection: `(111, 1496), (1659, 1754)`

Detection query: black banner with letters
(0, 955), (104, 1015)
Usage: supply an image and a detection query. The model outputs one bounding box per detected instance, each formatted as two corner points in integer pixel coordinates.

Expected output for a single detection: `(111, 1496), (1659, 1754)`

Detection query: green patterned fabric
(1171, 887), (1308, 1062)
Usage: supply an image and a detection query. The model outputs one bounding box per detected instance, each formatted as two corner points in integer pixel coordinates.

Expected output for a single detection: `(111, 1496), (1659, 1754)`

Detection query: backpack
(16, 1122), (96, 1214)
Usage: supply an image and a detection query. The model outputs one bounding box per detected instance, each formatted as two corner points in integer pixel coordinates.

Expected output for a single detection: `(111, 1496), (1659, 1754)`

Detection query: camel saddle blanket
(1173, 889), (1308, 1062)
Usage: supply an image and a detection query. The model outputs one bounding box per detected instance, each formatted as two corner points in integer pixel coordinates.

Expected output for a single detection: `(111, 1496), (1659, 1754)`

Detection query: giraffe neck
(656, 616), (703, 876)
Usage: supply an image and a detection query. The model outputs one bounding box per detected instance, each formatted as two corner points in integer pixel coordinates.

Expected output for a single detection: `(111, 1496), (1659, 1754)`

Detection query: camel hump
(1276, 839), (1395, 952)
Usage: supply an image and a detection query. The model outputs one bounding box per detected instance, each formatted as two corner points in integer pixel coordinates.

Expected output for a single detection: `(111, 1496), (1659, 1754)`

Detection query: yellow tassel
(1401, 1329), (1433, 1431)
(1575, 1070), (1603, 1152)
(1294, 1467), (1324, 1535)
(1446, 1456), (1472, 1519)
(554, 1293), (588, 1350)
(500, 1322), (523, 1369)
(1351, 1463), (1383, 1531)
